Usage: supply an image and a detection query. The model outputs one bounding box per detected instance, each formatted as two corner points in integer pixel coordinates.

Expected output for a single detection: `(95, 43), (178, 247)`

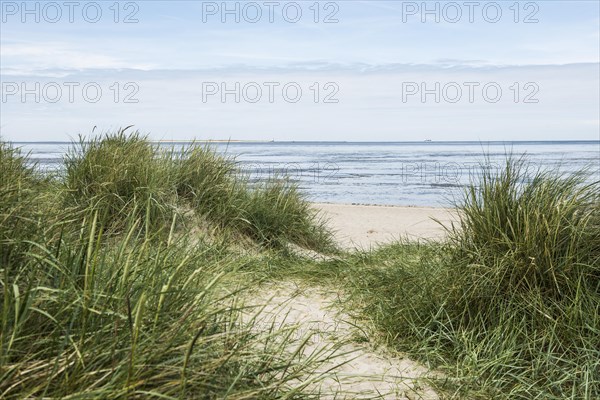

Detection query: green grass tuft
(64, 129), (177, 236)
(449, 155), (600, 299)
(1, 131), (337, 399)
(296, 156), (600, 399)
(61, 129), (333, 251)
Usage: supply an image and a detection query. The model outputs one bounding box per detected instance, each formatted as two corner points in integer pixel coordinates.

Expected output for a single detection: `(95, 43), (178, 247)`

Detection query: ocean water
(13, 141), (600, 207)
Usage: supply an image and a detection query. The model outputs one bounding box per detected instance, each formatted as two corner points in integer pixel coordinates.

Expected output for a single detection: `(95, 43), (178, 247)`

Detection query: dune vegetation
(1, 130), (598, 399)
(276, 156), (599, 399)
(0, 130), (336, 399)
(254, 156), (600, 399)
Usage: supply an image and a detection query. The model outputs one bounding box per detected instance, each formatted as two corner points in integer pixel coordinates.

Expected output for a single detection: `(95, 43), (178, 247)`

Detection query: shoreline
(312, 201), (454, 210)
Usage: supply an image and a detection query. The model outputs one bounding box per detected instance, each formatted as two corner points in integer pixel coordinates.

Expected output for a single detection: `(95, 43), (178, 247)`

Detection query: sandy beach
(315, 203), (458, 249)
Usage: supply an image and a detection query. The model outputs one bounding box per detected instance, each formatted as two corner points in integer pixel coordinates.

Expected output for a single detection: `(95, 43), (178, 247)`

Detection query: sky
(0, 0), (599, 141)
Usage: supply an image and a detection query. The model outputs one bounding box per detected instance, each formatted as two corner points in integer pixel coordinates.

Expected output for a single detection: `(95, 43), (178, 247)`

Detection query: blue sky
(1, 0), (599, 141)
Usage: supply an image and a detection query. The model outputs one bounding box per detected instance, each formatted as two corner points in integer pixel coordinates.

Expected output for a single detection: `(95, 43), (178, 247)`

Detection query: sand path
(244, 282), (439, 399)
(242, 204), (452, 397)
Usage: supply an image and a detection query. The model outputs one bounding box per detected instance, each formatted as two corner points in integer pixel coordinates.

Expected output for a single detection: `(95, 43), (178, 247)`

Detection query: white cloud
(1, 64), (598, 141)
(1, 41), (154, 72)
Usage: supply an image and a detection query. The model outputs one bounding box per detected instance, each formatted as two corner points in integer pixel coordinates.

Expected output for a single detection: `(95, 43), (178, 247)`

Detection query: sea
(12, 141), (600, 207)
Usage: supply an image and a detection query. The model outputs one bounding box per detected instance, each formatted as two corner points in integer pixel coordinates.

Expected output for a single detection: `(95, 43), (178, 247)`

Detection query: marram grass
(258, 155), (600, 399)
(64, 131), (176, 236)
(1, 214), (332, 398)
(1, 133), (337, 399)
(62, 129), (334, 251)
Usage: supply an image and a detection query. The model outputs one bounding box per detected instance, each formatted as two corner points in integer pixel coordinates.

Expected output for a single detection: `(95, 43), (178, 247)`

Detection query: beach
(315, 203), (458, 249)
(3, 0), (598, 395)
(3, 136), (598, 399)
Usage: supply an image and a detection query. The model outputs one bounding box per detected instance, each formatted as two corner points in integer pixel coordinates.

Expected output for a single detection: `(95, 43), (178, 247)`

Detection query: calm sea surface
(12, 141), (600, 207)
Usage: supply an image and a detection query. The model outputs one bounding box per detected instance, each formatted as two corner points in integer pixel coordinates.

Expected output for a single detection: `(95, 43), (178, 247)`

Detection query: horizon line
(7, 139), (600, 144)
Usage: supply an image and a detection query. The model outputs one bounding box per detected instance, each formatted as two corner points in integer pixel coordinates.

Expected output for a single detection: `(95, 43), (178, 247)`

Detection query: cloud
(0, 40), (155, 72)
(1, 63), (598, 141)
(1, 1), (597, 141)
